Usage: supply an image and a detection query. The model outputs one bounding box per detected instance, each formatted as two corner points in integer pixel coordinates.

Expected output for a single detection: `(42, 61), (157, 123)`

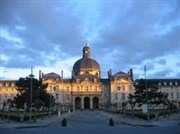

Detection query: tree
(129, 79), (169, 108)
(14, 76), (55, 110)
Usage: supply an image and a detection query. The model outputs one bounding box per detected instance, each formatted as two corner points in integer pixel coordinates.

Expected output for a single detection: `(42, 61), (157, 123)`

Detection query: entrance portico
(73, 96), (99, 110)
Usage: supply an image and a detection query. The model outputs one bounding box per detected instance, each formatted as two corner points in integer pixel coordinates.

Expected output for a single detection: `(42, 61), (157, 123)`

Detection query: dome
(73, 58), (100, 71)
(72, 45), (101, 77)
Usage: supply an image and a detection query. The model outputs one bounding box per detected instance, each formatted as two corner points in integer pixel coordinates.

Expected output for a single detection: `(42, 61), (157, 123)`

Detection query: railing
(71, 91), (102, 95)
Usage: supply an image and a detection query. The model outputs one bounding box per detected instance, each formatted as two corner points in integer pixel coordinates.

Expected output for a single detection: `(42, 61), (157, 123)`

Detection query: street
(0, 111), (180, 134)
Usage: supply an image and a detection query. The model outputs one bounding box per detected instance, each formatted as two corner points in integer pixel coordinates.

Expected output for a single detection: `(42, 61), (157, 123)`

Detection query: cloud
(0, 1), (180, 80)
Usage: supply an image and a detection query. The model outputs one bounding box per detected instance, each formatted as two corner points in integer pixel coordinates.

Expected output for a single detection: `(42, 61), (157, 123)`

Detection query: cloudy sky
(0, 0), (180, 80)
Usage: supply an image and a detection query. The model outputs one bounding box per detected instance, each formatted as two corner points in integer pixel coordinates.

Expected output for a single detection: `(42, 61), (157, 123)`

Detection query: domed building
(1, 45), (180, 111)
(40, 45), (134, 111)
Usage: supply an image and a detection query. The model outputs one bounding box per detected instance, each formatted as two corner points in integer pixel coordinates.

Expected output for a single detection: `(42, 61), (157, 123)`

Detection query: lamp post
(29, 66), (34, 122)
(49, 86), (51, 117)
(144, 65), (149, 121)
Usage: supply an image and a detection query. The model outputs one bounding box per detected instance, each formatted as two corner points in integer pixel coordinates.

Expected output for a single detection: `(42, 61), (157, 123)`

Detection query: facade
(41, 46), (134, 111)
(0, 45), (180, 111)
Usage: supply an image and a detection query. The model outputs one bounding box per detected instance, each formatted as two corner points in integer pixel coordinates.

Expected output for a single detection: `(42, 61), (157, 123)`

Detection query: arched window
(95, 72), (98, 77)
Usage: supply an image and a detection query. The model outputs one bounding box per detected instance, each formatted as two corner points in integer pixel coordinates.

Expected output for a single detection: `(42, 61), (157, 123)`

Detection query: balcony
(71, 91), (102, 95)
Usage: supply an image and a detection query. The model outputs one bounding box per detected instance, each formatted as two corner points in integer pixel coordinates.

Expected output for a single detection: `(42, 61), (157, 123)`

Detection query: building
(41, 45), (134, 111)
(0, 45), (180, 111)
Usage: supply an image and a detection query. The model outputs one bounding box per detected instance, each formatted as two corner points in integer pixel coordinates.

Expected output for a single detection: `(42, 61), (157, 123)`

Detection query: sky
(0, 0), (180, 80)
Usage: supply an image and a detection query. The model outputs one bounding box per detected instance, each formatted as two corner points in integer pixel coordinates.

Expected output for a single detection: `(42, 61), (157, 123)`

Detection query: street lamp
(49, 86), (52, 117)
(29, 66), (34, 122)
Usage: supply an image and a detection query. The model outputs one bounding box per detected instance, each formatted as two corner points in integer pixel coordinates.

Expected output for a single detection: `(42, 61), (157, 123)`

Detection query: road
(0, 111), (180, 134)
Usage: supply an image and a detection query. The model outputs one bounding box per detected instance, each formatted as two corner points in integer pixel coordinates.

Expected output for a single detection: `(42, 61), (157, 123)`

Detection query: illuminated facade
(0, 45), (180, 110)
(41, 45), (134, 111)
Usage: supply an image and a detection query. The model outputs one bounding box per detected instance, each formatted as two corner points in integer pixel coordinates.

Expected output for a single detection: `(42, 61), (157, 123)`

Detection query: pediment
(113, 78), (132, 84)
(43, 79), (57, 84)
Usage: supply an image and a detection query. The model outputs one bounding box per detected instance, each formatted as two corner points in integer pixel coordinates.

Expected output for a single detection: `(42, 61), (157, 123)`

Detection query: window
(56, 94), (59, 100)
(66, 94), (69, 102)
(77, 86), (79, 91)
(175, 82), (178, 85)
(76, 79), (80, 83)
(129, 85), (132, 91)
(5, 94), (8, 100)
(114, 93), (118, 100)
(86, 86), (89, 91)
(95, 72), (98, 77)
(164, 82), (167, 85)
(85, 78), (89, 81)
(66, 86), (69, 92)
(117, 86), (121, 91)
(170, 92), (174, 99)
(94, 86), (97, 91)
(176, 92), (179, 99)
(53, 86), (56, 91)
(122, 93), (126, 100)
(170, 82), (172, 86)
(11, 94), (14, 98)
(122, 85), (125, 91)
(94, 78), (97, 83)
(11, 83), (15, 87)
(158, 82), (161, 86)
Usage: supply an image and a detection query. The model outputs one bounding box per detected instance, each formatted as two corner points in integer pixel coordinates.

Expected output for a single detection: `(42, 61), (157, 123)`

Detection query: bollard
(62, 118), (67, 127)
(109, 118), (114, 126)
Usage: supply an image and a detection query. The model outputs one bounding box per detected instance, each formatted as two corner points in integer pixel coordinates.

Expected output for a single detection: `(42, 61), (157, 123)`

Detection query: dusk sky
(0, 0), (180, 80)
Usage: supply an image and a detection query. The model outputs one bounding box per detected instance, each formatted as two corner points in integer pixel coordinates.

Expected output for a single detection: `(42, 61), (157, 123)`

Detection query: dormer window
(164, 82), (167, 85)
(175, 82), (178, 85)
(85, 78), (89, 81)
(170, 82), (172, 86)
(158, 82), (161, 86)
(76, 78), (80, 83)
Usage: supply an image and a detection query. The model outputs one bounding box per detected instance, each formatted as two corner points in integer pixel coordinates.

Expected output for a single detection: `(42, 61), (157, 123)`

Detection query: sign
(142, 104), (148, 114)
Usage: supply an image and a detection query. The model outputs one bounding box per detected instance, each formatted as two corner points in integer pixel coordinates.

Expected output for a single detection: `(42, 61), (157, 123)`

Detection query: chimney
(130, 68), (133, 80)
(61, 70), (63, 80)
(39, 70), (42, 80)
(108, 69), (112, 79)
(72, 71), (74, 79)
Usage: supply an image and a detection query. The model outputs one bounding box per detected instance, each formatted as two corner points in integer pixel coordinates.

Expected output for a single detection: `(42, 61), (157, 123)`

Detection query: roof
(135, 79), (180, 86)
(112, 71), (128, 77)
(43, 72), (61, 80)
(73, 58), (100, 71)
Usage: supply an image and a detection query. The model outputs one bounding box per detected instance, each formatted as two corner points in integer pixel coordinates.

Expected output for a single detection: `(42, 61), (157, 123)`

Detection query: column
(81, 96), (84, 110)
(73, 96), (75, 112)
(90, 96), (93, 109)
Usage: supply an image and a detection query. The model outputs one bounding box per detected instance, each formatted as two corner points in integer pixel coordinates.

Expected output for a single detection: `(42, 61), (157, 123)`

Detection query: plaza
(0, 110), (180, 134)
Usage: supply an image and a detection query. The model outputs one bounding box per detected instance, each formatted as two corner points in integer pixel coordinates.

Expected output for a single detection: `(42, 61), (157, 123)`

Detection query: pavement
(0, 112), (74, 129)
(0, 110), (180, 128)
(99, 111), (180, 127)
